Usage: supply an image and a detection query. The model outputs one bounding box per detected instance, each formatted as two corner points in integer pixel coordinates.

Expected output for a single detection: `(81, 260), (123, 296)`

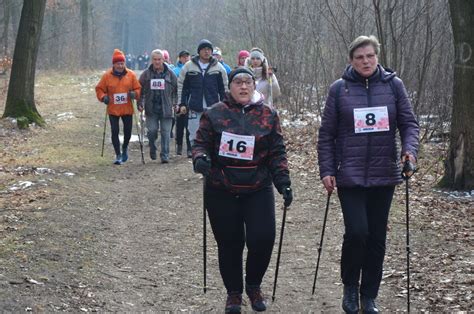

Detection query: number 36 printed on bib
(219, 131), (255, 160)
(353, 106), (390, 133)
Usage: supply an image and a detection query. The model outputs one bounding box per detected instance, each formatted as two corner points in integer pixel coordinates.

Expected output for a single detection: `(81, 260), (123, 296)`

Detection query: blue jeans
(146, 113), (172, 160)
(188, 110), (203, 142)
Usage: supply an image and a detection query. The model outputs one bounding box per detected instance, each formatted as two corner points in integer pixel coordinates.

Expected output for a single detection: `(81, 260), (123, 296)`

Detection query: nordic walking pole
(133, 99), (145, 164)
(203, 177), (207, 294)
(402, 155), (416, 313)
(101, 109), (108, 157)
(140, 110), (146, 163)
(312, 192), (331, 295)
(268, 72), (273, 108)
(272, 204), (288, 302)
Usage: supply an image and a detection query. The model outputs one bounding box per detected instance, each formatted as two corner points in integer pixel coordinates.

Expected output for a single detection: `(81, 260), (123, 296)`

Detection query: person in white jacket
(246, 48), (281, 107)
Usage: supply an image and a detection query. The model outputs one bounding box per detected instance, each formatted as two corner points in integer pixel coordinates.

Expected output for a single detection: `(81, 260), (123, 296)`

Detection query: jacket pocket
(222, 166), (259, 188)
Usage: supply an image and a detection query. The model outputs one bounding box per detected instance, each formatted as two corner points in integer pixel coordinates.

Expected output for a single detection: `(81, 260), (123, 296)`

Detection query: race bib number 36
(114, 93), (128, 105)
(150, 79), (165, 90)
(219, 131), (255, 160)
(354, 106), (390, 133)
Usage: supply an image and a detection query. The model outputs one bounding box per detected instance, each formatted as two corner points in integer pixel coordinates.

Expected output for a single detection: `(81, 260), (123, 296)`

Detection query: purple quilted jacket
(317, 65), (419, 187)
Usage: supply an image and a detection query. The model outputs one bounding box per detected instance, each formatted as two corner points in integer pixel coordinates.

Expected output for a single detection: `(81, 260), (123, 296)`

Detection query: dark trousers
(337, 186), (395, 298)
(175, 114), (191, 150)
(205, 185), (276, 294)
(109, 115), (132, 156)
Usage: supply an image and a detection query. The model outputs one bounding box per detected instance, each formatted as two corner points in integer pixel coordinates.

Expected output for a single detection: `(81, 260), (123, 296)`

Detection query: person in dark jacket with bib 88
(317, 35), (419, 314)
(193, 67), (293, 313)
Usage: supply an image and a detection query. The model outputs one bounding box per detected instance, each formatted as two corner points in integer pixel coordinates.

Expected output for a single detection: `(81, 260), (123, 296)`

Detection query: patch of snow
(9, 180), (35, 191)
(57, 112), (75, 121)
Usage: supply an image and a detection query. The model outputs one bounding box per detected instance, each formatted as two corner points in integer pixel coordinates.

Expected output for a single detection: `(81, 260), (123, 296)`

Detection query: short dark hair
(348, 35), (380, 59)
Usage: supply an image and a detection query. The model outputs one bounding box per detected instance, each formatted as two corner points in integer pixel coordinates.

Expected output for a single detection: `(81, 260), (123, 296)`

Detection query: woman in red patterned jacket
(193, 67), (292, 313)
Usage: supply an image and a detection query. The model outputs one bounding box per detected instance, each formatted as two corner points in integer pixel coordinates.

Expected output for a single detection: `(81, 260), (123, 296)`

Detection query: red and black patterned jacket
(193, 91), (291, 194)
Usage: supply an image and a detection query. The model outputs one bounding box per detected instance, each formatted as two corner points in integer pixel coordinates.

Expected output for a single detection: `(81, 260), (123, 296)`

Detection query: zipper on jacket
(364, 79), (371, 186)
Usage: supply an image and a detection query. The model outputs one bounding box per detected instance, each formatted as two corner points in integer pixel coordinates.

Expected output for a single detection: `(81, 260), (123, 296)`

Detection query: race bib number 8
(354, 106), (390, 133)
(219, 131), (255, 160)
(150, 79), (165, 90)
(114, 93), (128, 105)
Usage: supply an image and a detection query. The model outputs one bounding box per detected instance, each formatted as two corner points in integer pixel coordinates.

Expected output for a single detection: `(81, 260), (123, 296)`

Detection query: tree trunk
(441, 0), (474, 189)
(2, 0), (11, 55)
(2, 0), (46, 126)
(80, 0), (90, 68)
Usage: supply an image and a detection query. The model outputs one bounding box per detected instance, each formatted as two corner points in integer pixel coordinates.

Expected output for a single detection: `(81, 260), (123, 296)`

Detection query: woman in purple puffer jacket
(317, 35), (419, 314)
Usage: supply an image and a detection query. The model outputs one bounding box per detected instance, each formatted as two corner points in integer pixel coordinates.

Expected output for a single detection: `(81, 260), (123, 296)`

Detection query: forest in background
(1, 0), (452, 139)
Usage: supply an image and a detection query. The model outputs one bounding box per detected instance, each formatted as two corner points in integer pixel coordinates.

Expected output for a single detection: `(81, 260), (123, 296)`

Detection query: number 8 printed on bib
(353, 106), (390, 133)
(219, 131), (255, 160)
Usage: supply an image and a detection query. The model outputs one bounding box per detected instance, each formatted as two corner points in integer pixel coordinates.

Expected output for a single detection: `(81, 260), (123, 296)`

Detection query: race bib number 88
(219, 131), (255, 160)
(354, 106), (390, 133)
(150, 79), (165, 90)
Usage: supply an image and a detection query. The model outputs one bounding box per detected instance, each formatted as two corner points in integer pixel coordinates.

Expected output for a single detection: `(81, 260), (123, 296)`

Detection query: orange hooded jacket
(95, 69), (141, 116)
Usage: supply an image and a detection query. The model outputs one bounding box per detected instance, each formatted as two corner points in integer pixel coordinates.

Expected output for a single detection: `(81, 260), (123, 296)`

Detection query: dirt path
(0, 72), (470, 312)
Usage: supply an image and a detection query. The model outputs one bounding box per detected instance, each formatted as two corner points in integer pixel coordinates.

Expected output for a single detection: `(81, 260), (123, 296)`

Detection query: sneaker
(246, 285), (267, 312)
(176, 144), (183, 155)
(121, 149), (128, 162)
(161, 158), (169, 164)
(225, 292), (242, 313)
(342, 285), (359, 314)
(187, 149), (192, 158)
(150, 150), (157, 160)
(113, 154), (122, 165)
(361, 296), (379, 313)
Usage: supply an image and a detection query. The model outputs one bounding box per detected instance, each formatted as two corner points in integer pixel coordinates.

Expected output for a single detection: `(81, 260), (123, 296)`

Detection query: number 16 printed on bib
(219, 131), (255, 160)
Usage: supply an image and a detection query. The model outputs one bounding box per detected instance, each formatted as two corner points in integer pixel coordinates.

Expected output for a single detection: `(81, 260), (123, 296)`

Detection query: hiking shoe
(361, 296), (379, 313)
(246, 285), (267, 312)
(225, 292), (242, 313)
(342, 285), (359, 314)
(176, 144), (183, 155)
(113, 154), (122, 165)
(121, 148), (128, 162)
(150, 150), (157, 160)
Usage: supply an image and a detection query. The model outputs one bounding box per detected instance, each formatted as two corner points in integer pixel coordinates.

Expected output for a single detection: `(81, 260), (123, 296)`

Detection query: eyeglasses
(232, 79), (254, 86)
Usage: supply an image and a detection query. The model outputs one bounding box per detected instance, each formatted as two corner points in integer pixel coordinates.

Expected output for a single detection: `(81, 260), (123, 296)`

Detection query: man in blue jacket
(177, 39), (228, 144)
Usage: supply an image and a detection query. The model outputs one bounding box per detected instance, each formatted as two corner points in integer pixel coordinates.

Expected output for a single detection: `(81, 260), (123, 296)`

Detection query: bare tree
(80, 0), (90, 68)
(2, 0), (46, 126)
(441, 0), (474, 189)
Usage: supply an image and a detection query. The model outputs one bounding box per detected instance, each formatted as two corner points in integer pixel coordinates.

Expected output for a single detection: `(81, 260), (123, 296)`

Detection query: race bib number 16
(219, 131), (255, 160)
(354, 106), (390, 133)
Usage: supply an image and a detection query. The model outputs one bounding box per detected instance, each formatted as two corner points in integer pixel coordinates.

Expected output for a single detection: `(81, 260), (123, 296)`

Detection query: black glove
(102, 95), (110, 105)
(281, 186), (293, 207)
(129, 91), (136, 100)
(194, 155), (211, 176)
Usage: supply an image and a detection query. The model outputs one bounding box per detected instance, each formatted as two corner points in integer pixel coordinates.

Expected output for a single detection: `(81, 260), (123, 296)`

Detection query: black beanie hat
(228, 67), (256, 87)
(178, 50), (190, 57)
(197, 39), (213, 54)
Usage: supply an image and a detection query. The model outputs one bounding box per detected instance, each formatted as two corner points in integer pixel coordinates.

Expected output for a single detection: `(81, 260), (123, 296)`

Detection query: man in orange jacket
(96, 49), (141, 164)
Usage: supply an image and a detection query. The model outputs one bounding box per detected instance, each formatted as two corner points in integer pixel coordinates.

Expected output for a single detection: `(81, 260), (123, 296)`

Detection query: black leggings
(337, 186), (395, 298)
(109, 115), (132, 156)
(175, 114), (190, 149)
(205, 185), (276, 294)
